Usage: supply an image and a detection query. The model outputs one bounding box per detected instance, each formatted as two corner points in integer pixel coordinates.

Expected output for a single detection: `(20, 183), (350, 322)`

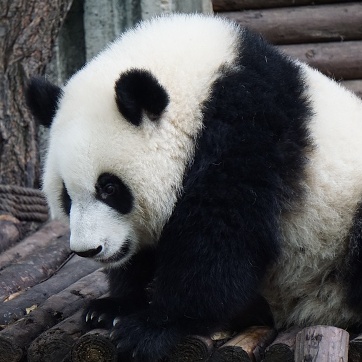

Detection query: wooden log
(349, 333), (362, 362)
(0, 268), (108, 361)
(169, 335), (214, 361)
(210, 326), (276, 361)
(279, 41), (362, 80)
(0, 220), (68, 269)
(212, 0), (354, 12)
(219, 3), (362, 45)
(263, 326), (301, 362)
(0, 308), (57, 362)
(0, 255), (99, 325)
(295, 325), (349, 361)
(0, 233), (71, 301)
(341, 80), (362, 99)
(70, 329), (117, 362)
(27, 310), (83, 362)
(0, 218), (21, 253)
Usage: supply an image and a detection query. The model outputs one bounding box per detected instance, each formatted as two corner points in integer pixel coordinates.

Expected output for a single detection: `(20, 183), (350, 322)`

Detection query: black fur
(26, 77), (62, 127)
(61, 183), (72, 216)
(95, 173), (133, 214)
(84, 246), (156, 329)
(115, 69), (169, 126)
(344, 202), (362, 315)
(87, 28), (312, 361)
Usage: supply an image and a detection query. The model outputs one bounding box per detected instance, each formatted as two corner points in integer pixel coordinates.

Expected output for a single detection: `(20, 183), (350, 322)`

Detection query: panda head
(26, 14), (239, 267)
(26, 69), (171, 267)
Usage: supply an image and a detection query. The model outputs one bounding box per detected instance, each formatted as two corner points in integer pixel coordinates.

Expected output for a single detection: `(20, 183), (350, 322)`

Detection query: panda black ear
(25, 77), (62, 128)
(115, 69), (169, 126)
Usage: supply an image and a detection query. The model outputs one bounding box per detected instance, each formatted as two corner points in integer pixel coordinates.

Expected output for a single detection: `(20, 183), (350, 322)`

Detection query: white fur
(43, 14), (239, 264)
(263, 63), (362, 328)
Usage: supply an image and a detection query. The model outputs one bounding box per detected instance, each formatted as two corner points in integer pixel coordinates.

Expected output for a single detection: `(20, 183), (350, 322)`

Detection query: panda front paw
(83, 297), (122, 330)
(84, 297), (145, 330)
(109, 311), (182, 362)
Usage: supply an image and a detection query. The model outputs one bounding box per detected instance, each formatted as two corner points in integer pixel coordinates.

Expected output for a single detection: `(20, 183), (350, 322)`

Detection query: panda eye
(95, 173), (133, 214)
(104, 183), (116, 196)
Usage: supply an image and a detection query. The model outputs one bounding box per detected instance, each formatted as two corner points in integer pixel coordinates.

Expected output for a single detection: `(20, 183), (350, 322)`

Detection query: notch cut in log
(210, 326), (276, 361)
(295, 325), (349, 362)
(218, 3), (362, 45)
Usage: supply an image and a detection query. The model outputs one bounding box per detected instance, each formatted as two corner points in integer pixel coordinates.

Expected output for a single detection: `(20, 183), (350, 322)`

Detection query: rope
(0, 185), (49, 222)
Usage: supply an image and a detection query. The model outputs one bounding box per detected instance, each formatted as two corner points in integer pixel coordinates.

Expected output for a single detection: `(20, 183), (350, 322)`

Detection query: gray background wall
(47, 0), (213, 84)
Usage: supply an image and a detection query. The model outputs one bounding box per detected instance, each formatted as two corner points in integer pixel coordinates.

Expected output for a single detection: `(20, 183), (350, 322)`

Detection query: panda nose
(74, 245), (102, 258)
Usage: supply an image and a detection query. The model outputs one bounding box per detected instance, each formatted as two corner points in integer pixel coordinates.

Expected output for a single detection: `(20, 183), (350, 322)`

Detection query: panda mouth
(100, 240), (131, 264)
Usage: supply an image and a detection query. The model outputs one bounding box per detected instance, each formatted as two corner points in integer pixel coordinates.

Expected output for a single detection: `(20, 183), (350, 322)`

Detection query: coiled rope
(0, 185), (49, 222)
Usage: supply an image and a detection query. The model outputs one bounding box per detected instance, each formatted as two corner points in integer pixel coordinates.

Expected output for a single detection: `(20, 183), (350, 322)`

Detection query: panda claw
(110, 330), (116, 340)
(113, 316), (121, 327)
(85, 312), (91, 323)
(91, 311), (97, 321)
(98, 313), (107, 323)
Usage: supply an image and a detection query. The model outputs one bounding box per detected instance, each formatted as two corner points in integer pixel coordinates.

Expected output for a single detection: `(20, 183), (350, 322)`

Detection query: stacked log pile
(212, 0), (362, 98)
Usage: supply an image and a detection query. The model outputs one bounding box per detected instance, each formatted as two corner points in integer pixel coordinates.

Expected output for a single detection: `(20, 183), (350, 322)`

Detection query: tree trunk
(0, 0), (73, 188)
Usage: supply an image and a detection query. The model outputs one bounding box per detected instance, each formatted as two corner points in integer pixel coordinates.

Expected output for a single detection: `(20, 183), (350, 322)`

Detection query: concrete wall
(47, 0), (213, 83)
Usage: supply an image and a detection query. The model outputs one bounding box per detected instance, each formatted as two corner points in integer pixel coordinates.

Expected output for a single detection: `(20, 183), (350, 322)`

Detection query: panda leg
(108, 220), (278, 360)
(83, 246), (156, 330)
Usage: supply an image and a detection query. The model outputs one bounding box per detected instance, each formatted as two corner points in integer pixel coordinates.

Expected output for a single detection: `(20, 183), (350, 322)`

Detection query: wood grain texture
(279, 41), (362, 80)
(212, 0), (355, 11)
(218, 3), (362, 45)
(295, 326), (349, 362)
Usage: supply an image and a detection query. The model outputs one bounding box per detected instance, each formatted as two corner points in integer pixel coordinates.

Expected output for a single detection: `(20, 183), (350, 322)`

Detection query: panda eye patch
(95, 173), (133, 214)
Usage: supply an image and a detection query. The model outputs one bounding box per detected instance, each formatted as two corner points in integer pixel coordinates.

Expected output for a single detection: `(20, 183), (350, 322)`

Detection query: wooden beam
(218, 3), (362, 44)
(263, 327), (301, 362)
(295, 326), (349, 361)
(0, 269), (108, 360)
(341, 80), (362, 99)
(279, 41), (362, 80)
(70, 329), (117, 362)
(211, 326), (276, 361)
(0, 255), (99, 325)
(213, 0), (355, 11)
(0, 220), (68, 269)
(169, 335), (214, 361)
(0, 234), (71, 301)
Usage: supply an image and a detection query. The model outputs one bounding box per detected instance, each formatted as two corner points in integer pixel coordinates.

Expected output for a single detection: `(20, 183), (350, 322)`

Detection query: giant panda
(26, 13), (362, 361)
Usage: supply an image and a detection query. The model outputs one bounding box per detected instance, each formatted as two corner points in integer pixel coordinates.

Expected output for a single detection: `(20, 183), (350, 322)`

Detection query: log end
(209, 346), (250, 361)
(71, 331), (117, 362)
(0, 335), (23, 362)
(263, 343), (294, 362)
(169, 335), (213, 361)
